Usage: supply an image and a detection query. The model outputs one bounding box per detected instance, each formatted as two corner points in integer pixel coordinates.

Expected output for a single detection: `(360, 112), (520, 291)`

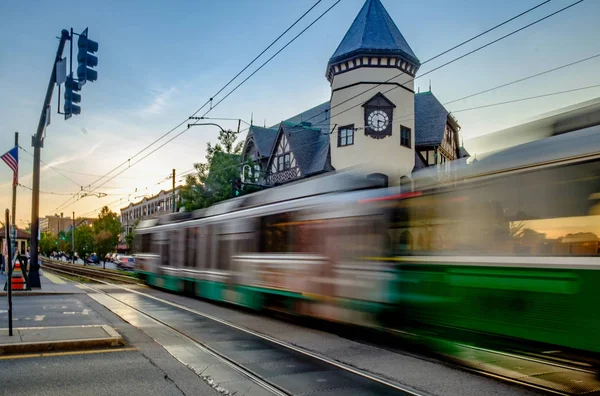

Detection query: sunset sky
(1, 0), (599, 226)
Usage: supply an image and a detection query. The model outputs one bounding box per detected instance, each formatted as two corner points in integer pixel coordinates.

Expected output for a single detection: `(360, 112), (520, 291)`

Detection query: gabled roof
(0, 227), (30, 240)
(269, 122), (331, 177)
(245, 125), (278, 158)
(415, 91), (450, 146)
(329, 0), (419, 66)
(362, 92), (396, 108)
(273, 102), (331, 132)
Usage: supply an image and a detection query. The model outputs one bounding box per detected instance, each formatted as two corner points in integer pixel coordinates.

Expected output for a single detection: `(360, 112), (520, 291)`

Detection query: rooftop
(329, 0), (419, 67)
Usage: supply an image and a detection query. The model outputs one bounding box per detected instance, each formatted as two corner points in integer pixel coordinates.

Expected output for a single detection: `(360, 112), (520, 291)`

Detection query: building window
(277, 153), (291, 172)
(400, 125), (411, 148)
(338, 125), (354, 147)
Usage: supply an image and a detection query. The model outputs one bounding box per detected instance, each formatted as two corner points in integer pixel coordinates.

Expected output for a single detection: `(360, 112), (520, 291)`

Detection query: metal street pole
(5, 209), (13, 336)
(11, 132), (17, 259)
(29, 30), (70, 288)
(72, 211), (75, 263)
(172, 169), (176, 213)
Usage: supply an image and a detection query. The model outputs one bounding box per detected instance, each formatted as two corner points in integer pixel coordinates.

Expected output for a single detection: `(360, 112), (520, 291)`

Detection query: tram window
(161, 236), (170, 267)
(185, 228), (197, 267)
(141, 234), (151, 253)
(392, 160), (600, 256)
(217, 238), (232, 271)
(260, 214), (292, 253)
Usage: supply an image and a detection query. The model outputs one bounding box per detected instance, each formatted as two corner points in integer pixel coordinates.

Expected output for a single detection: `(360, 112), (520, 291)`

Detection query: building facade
(39, 215), (96, 236)
(0, 227), (30, 256)
(240, 0), (469, 189)
(120, 188), (181, 236)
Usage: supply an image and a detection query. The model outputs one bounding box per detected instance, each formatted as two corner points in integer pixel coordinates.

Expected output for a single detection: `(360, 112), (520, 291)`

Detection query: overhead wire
(72, 0), (343, 201)
(69, 0), (327, 195)
(301, 0), (585, 128)
(18, 145), (82, 188)
(182, 51), (600, 177)
(46, 0), (587, 213)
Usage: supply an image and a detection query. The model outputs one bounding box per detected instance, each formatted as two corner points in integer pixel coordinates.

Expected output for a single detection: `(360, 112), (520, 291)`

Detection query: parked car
(118, 256), (135, 270)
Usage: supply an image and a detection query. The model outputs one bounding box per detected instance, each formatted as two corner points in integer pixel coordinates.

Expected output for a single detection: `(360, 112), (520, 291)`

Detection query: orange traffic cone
(11, 259), (25, 290)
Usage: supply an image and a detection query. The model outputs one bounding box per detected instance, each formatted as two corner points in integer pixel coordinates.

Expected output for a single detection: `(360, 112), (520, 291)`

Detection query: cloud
(140, 86), (177, 117)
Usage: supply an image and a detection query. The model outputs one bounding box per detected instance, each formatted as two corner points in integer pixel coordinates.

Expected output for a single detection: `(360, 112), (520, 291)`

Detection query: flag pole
(11, 133), (17, 256)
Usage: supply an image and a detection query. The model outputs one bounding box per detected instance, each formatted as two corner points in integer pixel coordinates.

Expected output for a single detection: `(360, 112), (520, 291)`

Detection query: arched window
(400, 176), (412, 193)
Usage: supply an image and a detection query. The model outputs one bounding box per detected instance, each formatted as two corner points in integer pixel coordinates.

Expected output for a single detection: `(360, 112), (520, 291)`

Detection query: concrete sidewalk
(0, 270), (83, 295)
(0, 325), (124, 355)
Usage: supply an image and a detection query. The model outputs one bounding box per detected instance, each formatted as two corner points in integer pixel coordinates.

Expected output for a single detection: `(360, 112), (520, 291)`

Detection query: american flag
(1, 146), (18, 187)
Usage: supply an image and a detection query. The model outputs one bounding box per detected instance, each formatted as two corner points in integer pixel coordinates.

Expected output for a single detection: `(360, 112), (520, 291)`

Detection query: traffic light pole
(29, 30), (70, 288)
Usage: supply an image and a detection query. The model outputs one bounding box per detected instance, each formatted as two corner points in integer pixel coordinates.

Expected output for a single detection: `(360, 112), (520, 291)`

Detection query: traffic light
(231, 178), (242, 198)
(77, 29), (98, 83)
(64, 76), (81, 116)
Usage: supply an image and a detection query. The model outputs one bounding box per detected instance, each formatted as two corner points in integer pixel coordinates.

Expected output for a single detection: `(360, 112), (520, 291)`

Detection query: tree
(92, 206), (121, 258)
(180, 128), (243, 211)
(74, 224), (95, 258)
(39, 232), (57, 256)
(124, 218), (139, 254)
(57, 230), (70, 252)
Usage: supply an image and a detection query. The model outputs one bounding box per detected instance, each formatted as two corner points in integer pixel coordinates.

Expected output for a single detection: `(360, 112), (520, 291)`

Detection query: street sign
(56, 57), (67, 85)
(45, 105), (51, 127)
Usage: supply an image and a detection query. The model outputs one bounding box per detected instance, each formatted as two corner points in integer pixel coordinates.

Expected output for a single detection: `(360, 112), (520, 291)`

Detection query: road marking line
(43, 272), (67, 284)
(0, 347), (137, 360)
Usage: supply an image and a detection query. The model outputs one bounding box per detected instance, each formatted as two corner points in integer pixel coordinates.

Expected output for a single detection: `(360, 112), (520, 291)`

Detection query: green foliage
(74, 224), (95, 258)
(92, 206), (121, 257)
(57, 230), (70, 251)
(125, 233), (134, 253)
(39, 232), (57, 255)
(180, 129), (244, 211)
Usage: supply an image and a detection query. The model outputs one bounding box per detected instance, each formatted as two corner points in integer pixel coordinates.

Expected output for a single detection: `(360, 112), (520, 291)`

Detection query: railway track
(49, 269), (600, 395)
(51, 271), (424, 395)
(41, 258), (142, 285)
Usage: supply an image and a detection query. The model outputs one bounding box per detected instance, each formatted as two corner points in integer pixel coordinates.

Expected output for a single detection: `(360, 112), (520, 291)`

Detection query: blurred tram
(134, 123), (600, 358)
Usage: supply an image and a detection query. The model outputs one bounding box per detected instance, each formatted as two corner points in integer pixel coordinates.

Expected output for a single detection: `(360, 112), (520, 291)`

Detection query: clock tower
(327, 0), (420, 186)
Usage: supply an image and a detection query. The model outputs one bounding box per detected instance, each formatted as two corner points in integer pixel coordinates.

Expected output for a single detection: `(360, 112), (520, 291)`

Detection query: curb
(0, 325), (125, 355)
(0, 292), (82, 297)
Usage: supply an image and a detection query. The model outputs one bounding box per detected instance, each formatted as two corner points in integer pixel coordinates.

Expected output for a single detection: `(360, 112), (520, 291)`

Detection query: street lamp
(187, 121), (227, 133)
(241, 164), (252, 183)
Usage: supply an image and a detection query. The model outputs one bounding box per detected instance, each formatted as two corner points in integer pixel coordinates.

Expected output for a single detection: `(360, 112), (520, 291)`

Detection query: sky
(1, 0), (599, 228)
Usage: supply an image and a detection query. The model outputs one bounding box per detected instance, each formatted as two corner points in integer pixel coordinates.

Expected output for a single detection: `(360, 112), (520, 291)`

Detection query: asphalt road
(0, 293), (219, 396)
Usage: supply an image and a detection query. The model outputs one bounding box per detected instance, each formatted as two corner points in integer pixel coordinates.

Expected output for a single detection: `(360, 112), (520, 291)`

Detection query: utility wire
(444, 53), (600, 105)
(192, 0), (343, 121)
(17, 184), (77, 196)
(302, 0), (583, 127)
(74, 0), (327, 193)
(73, 1), (342, 202)
(177, 54), (600, 179)
(51, 0), (583, 208)
(18, 145), (82, 188)
(451, 83), (600, 113)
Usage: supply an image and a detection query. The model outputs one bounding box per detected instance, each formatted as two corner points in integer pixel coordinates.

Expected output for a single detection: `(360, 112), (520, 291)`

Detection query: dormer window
(277, 153), (291, 171)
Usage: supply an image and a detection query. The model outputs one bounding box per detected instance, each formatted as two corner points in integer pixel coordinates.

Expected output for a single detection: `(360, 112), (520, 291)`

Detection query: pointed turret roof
(328, 0), (419, 66)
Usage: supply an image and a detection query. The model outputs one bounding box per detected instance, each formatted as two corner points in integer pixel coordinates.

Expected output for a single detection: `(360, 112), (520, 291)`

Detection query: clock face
(367, 110), (390, 132)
